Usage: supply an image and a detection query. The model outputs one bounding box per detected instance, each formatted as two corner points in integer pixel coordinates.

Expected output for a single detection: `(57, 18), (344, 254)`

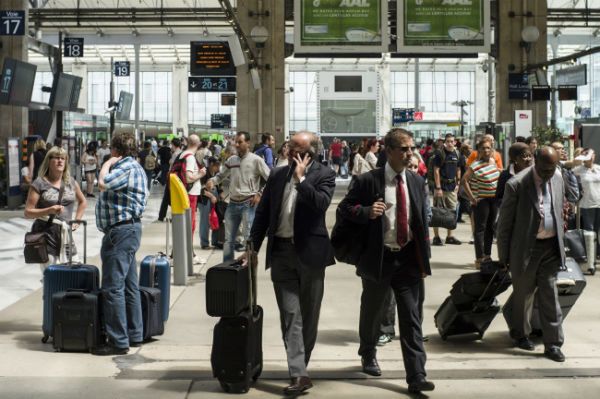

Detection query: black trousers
(358, 242), (427, 384)
(473, 198), (497, 259)
(158, 184), (170, 221)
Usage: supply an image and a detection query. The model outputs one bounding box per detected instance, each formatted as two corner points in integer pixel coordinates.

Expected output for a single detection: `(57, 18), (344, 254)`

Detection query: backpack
(144, 152), (157, 170)
(169, 153), (201, 191)
(426, 149), (460, 184)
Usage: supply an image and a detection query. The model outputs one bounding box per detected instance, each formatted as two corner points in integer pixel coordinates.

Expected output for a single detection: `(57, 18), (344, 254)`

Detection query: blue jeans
(223, 201), (256, 262)
(199, 198), (218, 247)
(100, 222), (143, 348)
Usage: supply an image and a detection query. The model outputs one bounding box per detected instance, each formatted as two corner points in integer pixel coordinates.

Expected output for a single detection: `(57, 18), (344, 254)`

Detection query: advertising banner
(397, 0), (490, 54)
(294, 0), (388, 54)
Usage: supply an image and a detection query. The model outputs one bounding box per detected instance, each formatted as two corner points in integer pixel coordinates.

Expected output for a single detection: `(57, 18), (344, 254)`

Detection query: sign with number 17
(0, 11), (25, 36)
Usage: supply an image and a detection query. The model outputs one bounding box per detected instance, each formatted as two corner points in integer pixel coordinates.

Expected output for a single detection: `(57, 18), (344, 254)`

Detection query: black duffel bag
(430, 207), (457, 230)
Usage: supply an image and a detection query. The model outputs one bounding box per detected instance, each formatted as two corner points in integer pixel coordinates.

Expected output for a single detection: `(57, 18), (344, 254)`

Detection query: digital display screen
(335, 76), (362, 92)
(189, 76), (236, 92)
(558, 85), (577, 101)
(116, 91), (133, 120)
(69, 75), (82, 110)
(49, 72), (74, 111)
(531, 85), (551, 101)
(0, 58), (36, 106)
(190, 41), (236, 76)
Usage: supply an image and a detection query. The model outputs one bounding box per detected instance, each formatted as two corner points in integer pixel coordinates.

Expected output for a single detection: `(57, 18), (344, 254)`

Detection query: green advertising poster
(295, 0), (388, 53)
(398, 0), (490, 53)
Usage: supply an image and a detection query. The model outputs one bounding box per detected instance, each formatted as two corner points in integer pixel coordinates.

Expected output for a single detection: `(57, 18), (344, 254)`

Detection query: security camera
(481, 63), (488, 73)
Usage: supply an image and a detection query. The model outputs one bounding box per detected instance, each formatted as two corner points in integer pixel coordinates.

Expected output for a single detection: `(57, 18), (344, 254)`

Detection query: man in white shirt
(247, 131), (336, 395)
(497, 147), (566, 362)
(206, 131), (270, 262)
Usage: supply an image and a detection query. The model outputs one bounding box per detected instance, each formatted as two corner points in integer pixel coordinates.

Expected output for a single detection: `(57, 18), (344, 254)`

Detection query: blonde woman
(25, 146), (87, 273)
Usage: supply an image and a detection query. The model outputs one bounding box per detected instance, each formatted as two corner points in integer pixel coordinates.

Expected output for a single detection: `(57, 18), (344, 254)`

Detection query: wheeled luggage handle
(477, 269), (509, 304)
(64, 289), (86, 299)
(67, 220), (87, 264)
(246, 240), (257, 313)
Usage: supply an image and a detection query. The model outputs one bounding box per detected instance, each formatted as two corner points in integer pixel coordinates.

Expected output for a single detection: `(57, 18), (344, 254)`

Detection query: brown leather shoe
(283, 376), (313, 395)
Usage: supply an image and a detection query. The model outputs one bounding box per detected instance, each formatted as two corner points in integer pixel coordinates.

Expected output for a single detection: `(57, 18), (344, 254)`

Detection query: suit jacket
(496, 166), (566, 271)
(250, 161), (336, 269)
(337, 167), (432, 282)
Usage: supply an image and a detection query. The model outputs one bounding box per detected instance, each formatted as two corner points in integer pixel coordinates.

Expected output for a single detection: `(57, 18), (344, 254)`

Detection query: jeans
(100, 222), (143, 348)
(473, 197), (497, 259)
(223, 200), (256, 262)
(199, 198), (218, 247)
(144, 169), (153, 191)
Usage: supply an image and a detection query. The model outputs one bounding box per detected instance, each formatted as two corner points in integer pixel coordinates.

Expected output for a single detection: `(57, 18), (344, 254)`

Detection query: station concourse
(1, 1), (600, 398)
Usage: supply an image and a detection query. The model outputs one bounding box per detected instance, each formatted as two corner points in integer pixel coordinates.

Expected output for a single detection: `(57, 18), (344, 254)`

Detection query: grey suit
(496, 166), (565, 347)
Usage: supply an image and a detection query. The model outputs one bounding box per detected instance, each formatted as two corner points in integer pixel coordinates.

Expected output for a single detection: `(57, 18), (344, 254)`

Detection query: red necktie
(396, 174), (408, 246)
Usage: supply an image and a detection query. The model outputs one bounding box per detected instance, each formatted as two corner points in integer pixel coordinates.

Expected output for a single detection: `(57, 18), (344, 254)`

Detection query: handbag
(24, 182), (65, 264)
(331, 207), (365, 265)
(209, 204), (219, 231)
(564, 229), (587, 262)
(430, 207), (457, 230)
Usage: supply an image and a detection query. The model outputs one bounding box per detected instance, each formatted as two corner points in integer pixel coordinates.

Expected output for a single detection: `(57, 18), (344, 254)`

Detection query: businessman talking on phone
(337, 128), (434, 393)
(248, 131), (336, 395)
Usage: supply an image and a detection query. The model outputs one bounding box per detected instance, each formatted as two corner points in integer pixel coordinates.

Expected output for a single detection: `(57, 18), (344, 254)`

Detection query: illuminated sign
(190, 42), (236, 76)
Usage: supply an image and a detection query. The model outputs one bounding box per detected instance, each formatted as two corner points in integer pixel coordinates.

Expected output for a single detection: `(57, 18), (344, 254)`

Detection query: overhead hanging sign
(114, 61), (130, 77)
(188, 77), (236, 92)
(556, 64), (587, 86)
(0, 11), (25, 36)
(64, 37), (84, 57)
(294, 0), (389, 54)
(190, 42), (236, 76)
(397, 0), (490, 54)
(210, 114), (232, 129)
(508, 73), (530, 100)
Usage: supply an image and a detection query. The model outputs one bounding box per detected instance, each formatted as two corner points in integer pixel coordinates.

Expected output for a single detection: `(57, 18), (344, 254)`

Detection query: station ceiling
(26, 0), (600, 67)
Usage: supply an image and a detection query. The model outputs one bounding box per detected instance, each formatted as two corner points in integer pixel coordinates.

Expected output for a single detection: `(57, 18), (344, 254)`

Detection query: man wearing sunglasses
(337, 128), (434, 394)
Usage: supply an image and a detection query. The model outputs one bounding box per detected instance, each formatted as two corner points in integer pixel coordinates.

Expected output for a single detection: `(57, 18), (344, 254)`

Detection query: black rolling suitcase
(206, 261), (250, 317)
(42, 220), (100, 344)
(435, 270), (509, 340)
(52, 289), (102, 352)
(140, 286), (164, 340)
(502, 257), (586, 336)
(211, 242), (263, 393)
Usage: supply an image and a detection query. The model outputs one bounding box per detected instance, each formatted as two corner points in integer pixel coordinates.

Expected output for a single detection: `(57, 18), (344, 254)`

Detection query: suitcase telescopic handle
(67, 220), (87, 264)
(64, 289), (86, 299)
(477, 269), (509, 304)
(246, 240), (257, 312)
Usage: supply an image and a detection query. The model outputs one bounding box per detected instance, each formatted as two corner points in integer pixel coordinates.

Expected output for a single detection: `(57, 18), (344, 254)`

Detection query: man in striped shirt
(94, 132), (148, 356)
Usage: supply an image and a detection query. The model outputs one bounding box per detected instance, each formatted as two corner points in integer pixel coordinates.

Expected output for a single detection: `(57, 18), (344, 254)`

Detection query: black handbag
(430, 207), (457, 230)
(24, 183), (65, 264)
(331, 207), (365, 265)
(564, 229), (587, 262)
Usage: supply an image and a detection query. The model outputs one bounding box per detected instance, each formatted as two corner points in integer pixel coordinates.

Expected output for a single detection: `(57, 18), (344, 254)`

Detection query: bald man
(497, 147), (566, 362)
(249, 131), (336, 395)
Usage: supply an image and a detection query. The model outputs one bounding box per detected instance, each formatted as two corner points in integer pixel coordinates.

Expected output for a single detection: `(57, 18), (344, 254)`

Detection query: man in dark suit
(248, 131), (336, 395)
(337, 128), (434, 394)
(497, 147), (566, 362)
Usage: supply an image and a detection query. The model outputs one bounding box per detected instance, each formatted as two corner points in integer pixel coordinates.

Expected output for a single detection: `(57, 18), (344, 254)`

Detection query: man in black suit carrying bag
(337, 128), (434, 394)
(247, 131), (336, 395)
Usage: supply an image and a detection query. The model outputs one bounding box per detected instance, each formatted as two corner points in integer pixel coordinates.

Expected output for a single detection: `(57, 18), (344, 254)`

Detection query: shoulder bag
(24, 182), (65, 264)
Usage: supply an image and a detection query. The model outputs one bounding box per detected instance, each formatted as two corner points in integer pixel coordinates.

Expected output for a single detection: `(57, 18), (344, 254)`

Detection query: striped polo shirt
(470, 160), (500, 199)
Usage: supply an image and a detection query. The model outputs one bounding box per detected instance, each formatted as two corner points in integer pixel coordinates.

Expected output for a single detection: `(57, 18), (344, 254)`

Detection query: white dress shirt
(533, 168), (557, 239)
(275, 164), (310, 238)
(383, 163), (412, 249)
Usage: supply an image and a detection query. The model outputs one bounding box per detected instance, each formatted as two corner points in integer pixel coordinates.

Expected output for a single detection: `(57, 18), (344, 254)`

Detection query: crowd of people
(21, 127), (596, 393)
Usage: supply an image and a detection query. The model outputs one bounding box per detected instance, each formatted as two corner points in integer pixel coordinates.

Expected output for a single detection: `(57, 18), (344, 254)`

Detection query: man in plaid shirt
(93, 132), (148, 356)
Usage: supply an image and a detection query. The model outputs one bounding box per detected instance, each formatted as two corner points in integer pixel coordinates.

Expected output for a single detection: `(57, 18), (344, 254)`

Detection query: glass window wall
(289, 71), (318, 133)
(188, 92), (237, 128)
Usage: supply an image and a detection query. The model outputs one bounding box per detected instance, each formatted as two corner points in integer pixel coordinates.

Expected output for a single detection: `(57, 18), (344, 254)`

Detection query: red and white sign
(514, 110), (533, 138)
(412, 112), (459, 122)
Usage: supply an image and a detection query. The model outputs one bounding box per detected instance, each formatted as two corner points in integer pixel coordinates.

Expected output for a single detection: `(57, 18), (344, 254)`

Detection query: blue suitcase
(139, 218), (171, 321)
(42, 220), (99, 343)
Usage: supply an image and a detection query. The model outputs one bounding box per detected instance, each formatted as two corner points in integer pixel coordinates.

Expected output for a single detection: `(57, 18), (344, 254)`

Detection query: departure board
(190, 41), (236, 76)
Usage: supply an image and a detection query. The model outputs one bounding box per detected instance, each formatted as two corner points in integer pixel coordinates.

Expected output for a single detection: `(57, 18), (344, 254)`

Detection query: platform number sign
(64, 38), (84, 57)
(1, 11), (25, 36)
(114, 61), (131, 77)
